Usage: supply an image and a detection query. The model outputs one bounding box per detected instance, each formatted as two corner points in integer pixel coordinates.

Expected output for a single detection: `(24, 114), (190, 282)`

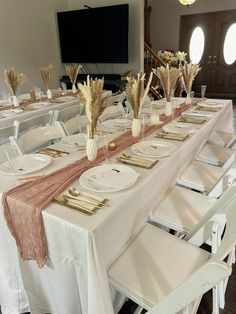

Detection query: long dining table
(0, 98), (233, 314)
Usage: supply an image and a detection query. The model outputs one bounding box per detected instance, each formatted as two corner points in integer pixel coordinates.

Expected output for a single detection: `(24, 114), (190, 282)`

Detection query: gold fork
(54, 195), (94, 215)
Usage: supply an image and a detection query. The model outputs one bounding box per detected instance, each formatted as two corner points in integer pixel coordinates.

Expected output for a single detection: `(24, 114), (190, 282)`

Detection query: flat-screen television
(57, 4), (129, 63)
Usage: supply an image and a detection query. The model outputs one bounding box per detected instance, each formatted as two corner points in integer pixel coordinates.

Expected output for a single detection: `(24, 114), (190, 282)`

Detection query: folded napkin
(155, 132), (188, 141)
(119, 156), (158, 169)
(195, 106), (220, 112)
(177, 117), (206, 124)
(88, 168), (139, 189)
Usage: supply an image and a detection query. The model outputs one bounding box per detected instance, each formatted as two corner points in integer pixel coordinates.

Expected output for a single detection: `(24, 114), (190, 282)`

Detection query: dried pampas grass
(4, 68), (26, 96)
(125, 70), (153, 119)
(153, 64), (180, 102)
(40, 64), (54, 89)
(65, 64), (82, 85)
(180, 62), (201, 93)
(78, 76), (108, 138)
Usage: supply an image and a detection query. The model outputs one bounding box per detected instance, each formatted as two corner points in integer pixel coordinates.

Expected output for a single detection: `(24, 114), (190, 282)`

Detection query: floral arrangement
(78, 76), (108, 139)
(180, 62), (201, 94)
(4, 68), (26, 96)
(153, 64), (180, 102)
(157, 50), (187, 66)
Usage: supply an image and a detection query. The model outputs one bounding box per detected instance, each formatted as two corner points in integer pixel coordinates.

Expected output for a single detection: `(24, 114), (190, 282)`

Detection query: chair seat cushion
(150, 186), (217, 233)
(109, 224), (210, 309)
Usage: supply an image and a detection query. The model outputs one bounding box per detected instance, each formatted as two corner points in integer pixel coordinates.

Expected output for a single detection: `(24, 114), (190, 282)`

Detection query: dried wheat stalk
(125, 70), (153, 119)
(153, 64), (180, 102)
(78, 76), (108, 138)
(180, 62), (201, 94)
(65, 64), (82, 85)
(40, 64), (54, 89)
(4, 68), (26, 96)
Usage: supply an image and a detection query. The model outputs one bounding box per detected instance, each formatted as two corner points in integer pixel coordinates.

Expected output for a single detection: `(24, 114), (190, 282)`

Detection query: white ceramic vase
(185, 92), (191, 105)
(165, 101), (172, 116)
(86, 138), (97, 161)
(72, 84), (77, 94)
(47, 89), (52, 99)
(12, 95), (19, 107)
(131, 118), (141, 137)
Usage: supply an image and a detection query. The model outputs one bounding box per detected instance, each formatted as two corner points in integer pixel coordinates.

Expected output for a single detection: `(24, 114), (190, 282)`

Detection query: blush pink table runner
(2, 101), (191, 267)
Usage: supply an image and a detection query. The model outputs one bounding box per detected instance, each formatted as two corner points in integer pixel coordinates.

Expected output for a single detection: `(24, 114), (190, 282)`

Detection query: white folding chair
(208, 129), (236, 149)
(99, 103), (125, 122)
(108, 222), (231, 314)
(54, 115), (88, 135)
(9, 124), (66, 154)
(50, 104), (84, 124)
(149, 185), (236, 314)
(176, 160), (235, 198)
(195, 142), (235, 168)
(0, 125), (17, 145)
(14, 112), (53, 138)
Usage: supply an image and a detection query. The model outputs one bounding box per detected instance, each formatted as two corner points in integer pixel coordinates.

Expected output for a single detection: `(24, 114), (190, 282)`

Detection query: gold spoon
(68, 187), (105, 206)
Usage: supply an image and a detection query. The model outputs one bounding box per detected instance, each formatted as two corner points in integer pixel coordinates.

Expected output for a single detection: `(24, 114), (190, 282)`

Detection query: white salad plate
(27, 102), (49, 109)
(54, 96), (76, 102)
(163, 122), (198, 135)
(60, 134), (87, 148)
(102, 118), (132, 128)
(1, 108), (23, 117)
(181, 110), (214, 118)
(131, 140), (177, 158)
(79, 163), (140, 193)
(0, 153), (52, 176)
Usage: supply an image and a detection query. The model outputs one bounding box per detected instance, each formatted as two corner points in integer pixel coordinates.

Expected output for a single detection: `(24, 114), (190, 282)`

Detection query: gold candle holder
(108, 141), (117, 151)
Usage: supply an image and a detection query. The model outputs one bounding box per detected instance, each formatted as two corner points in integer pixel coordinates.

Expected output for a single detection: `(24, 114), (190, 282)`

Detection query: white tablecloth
(0, 98), (80, 130)
(0, 99), (233, 314)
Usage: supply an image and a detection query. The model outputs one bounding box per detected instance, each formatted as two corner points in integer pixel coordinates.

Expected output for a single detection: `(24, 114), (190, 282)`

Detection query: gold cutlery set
(195, 105), (220, 112)
(155, 130), (188, 141)
(176, 116), (206, 124)
(54, 187), (106, 215)
(118, 153), (158, 169)
(38, 147), (69, 159)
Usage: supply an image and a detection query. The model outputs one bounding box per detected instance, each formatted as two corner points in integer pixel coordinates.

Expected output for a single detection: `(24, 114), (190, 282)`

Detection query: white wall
(68, 0), (144, 75)
(149, 0), (236, 52)
(0, 0), (68, 95)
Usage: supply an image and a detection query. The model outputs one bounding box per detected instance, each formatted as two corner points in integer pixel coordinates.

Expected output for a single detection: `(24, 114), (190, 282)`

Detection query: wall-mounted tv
(57, 4), (129, 64)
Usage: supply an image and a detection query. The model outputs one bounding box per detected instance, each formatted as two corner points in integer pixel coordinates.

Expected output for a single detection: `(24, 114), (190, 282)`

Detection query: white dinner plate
(60, 134), (86, 148)
(0, 153), (52, 176)
(1, 108), (23, 117)
(131, 140), (177, 158)
(27, 102), (49, 109)
(197, 100), (224, 107)
(79, 164), (140, 192)
(102, 118), (132, 128)
(163, 122), (198, 135)
(181, 110), (214, 118)
(54, 96), (76, 102)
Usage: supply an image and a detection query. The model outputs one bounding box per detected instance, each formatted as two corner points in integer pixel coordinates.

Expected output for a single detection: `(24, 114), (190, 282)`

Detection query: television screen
(57, 4), (129, 63)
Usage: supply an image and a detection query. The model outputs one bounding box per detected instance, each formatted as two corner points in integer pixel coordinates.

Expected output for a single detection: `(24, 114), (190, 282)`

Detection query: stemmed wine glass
(201, 85), (207, 98)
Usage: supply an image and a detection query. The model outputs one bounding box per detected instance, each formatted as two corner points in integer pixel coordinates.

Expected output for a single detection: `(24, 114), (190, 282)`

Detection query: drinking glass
(99, 131), (109, 163)
(201, 85), (207, 98)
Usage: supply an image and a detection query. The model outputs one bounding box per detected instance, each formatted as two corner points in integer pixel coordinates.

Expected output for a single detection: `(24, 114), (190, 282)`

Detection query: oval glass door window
(189, 27), (205, 64)
(223, 23), (236, 65)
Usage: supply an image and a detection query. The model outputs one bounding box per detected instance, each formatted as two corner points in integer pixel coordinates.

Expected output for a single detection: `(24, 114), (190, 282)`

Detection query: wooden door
(179, 10), (236, 97)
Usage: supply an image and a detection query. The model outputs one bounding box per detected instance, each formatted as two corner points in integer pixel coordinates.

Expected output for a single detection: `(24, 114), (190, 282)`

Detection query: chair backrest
(9, 124), (66, 154)
(186, 185), (236, 261)
(0, 125), (17, 145)
(124, 100), (133, 113)
(14, 112), (53, 138)
(149, 259), (231, 314)
(54, 114), (88, 135)
(105, 93), (125, 107)
(99, 103), (125, 122)
(51, 104), (84, 124)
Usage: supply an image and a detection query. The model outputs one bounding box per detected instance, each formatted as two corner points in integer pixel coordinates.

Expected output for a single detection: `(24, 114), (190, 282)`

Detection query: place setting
(155, 122), (198, 141)
(60, 133), (87, 150)
(37, 147), (70, 159)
